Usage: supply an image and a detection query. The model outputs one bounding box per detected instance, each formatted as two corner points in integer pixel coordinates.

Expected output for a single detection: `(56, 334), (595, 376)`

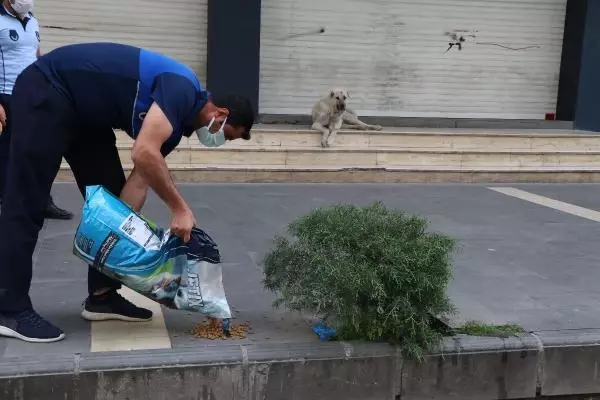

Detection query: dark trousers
(0, 94), (58, 205)
(0, 64), (123, 313)
(0, 93), (12, 197)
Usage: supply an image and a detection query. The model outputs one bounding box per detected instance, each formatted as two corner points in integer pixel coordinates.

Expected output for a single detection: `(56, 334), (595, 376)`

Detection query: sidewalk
(3, 182), (600, 399)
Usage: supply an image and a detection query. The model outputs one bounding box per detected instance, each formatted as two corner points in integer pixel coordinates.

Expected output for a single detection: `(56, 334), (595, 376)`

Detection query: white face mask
(11, 0), (33, 16)
(196, 117), (227, 147)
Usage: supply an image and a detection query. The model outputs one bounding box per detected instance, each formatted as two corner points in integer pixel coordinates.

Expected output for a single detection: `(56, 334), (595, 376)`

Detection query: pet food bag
(73, 185), (232, 322)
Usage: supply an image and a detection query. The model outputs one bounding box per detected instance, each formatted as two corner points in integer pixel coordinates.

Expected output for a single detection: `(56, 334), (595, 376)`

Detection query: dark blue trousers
(0, 64), (122, 312)
(0, 93), (12, 198)
(0, 95), (61, 206)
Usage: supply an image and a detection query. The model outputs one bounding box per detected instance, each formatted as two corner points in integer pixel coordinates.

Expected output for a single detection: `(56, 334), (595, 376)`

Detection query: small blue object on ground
(312, 321), (336, 341)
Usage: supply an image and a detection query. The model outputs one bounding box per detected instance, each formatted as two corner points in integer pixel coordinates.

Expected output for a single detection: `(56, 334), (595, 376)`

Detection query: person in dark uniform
(0, 42), (254, 343)
(0, 0), (73, 219)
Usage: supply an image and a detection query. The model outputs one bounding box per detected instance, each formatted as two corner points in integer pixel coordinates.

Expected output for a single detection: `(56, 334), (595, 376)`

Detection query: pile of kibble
(192, 317), (251, 340)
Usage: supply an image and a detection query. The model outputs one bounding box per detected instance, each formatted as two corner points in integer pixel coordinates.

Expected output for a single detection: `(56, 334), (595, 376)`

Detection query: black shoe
(45, 200), (73, 220)
(81, 290), (153, 322)
(0, 309), (65, 343)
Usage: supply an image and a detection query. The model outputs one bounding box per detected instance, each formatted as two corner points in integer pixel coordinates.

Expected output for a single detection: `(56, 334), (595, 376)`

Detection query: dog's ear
(330, 91), (335, 98)
(345, 91), (350, 99)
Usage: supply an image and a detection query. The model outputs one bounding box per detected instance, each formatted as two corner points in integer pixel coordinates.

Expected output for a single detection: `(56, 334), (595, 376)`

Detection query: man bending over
(0, 42), (254, 343)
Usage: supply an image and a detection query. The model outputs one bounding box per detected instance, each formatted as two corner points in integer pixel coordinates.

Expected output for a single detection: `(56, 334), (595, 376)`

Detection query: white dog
(311, 88), (382, 148)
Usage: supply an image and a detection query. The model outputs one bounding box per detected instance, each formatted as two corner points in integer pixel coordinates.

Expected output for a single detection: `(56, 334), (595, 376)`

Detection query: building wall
(259, 0), (567, 120)
(206, 0), (261, 118)
(35, 0), (209, 82)
(572, 1), (600, 131)
(32, 0), (600, 130)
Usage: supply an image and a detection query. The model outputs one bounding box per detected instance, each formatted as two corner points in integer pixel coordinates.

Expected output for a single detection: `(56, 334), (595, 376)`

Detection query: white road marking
(90, 287), (172, 352)
(488, 187), (600, 223)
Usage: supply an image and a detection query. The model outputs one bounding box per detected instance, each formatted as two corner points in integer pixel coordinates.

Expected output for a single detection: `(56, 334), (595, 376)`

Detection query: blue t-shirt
(34, 42), (209, 155)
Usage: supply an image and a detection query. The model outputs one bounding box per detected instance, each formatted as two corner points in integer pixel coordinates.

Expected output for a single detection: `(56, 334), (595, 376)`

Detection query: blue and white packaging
(72, 185), (232, 321)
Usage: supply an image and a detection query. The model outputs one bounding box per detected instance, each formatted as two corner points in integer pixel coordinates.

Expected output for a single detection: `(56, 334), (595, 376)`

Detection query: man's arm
(133, 73), (198, 241)
(120, 167), (149, 212)
(131, 102), (187, 214)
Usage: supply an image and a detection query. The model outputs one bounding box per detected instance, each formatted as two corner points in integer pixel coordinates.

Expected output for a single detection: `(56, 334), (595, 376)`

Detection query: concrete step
(115, 128), (600, 151)
(63, 128), (600, 183)
(57, 163), (600, 183)
(113, 145), (600, 169)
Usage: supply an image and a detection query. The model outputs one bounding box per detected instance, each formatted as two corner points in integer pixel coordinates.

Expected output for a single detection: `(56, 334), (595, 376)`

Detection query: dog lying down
(311, 88), (382, 148)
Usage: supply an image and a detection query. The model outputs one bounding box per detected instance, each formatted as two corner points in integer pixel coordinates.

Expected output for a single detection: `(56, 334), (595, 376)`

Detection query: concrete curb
(1, 331), (599, 399)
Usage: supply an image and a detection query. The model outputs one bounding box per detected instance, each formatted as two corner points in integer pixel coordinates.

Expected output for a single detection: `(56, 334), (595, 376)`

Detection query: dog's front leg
(312, 122), (331, 148)
(326, 119), (343, 147)
(326, 128), (338, 147)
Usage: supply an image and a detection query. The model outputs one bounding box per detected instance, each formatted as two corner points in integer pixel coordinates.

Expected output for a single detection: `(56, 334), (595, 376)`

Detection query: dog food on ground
(192, 317), (250, 340)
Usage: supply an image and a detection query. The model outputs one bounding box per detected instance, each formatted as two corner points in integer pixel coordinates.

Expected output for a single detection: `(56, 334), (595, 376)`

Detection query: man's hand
(171, 207), (196, 243)
(131, 102), (196, 242)
(124, 166), (195, 242)
(0, 104), (7, 133)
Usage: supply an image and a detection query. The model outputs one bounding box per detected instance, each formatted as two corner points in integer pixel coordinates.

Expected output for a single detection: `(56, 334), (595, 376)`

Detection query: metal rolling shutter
(34, 0), (208, 82)
(260, 0), (567, 119)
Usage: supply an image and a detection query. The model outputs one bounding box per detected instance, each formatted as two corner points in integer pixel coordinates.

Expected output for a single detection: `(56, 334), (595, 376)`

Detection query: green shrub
(262, 201), (457, 361)
(455, 321), (525, 337)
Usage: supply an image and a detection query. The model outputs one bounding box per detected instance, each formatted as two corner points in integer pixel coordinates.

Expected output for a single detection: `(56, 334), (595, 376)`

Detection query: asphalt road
(3, 182), (600, 360)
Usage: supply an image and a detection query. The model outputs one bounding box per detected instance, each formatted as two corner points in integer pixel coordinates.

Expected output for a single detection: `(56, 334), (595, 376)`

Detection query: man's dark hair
(213, 94), (255, 140)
